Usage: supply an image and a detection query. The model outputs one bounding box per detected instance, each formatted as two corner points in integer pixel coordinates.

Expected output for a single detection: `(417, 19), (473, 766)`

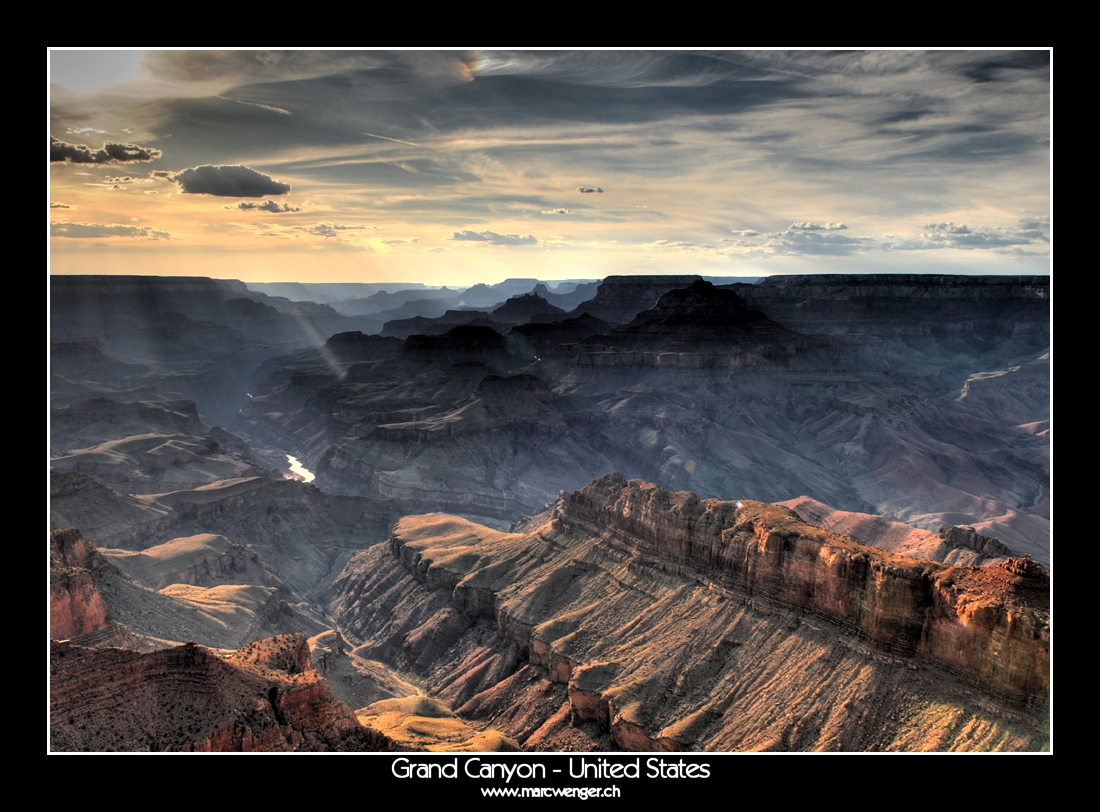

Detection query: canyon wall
(330, 474), (1048, 751)
(556, 474), (1048, 703)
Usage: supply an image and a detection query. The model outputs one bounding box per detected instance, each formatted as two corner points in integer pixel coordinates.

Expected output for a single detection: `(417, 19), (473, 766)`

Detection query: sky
(48, 49), (1051, 286)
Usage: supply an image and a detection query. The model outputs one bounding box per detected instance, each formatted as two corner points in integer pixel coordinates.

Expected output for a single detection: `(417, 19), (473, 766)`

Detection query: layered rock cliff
(50, 528), (112, 641)
(327, 475), (1049, 751)
(558, 474), (1048, 703)
(50, 635), (396, 752)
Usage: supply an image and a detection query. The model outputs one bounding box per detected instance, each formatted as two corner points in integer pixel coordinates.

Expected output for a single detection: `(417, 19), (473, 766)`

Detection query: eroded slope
(328, 474), (1049, 752)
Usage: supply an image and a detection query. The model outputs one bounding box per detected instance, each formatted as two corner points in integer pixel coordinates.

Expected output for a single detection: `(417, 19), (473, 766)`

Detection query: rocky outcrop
(558, 474), (1048, 703)
(779, 496), (1018, 567)
(492, 293), (566, 325)
(737, 274), (1049, 339)
(50, 398), (205, 453)
(938, 525), (1015, 560)
(102, 534), (251, 590)
(571, 275), (703, 324)
(330, 475), (1048, 751)
(50, 635), (396, 751)
(50, 528), (112, 640)
(570, 280), (800, 369)
(51, 432), (269, 495)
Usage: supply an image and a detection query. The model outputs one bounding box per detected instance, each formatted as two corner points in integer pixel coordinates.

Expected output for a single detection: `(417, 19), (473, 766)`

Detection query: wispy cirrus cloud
(217, 96), (291, 115)
(51, 221), (174, 240)
(241, 221), (372, 241)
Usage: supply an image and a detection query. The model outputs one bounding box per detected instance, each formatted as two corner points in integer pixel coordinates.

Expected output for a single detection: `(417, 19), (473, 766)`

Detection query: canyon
(49, 272), (1050, 751)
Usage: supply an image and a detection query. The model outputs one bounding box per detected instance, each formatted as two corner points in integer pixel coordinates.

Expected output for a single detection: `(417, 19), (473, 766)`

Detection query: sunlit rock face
(326, 474), (1049, 752)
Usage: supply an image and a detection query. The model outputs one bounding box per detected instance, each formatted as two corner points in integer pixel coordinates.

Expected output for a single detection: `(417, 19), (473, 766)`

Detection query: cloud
(448, 230), (538, 245)
(886, 220), (1050, 251)
(756, 223), (872, 256)
(577, 186), (604, 193)
(224, 199), (303, 213)
(51, 222), (173, 240)
(542, 208), (574, 215)
(104, 176), (153, 185)
(789, 222), (847, 231)
(141, 50), (393, 86)
(296, 223), (366, 238)
(217, 96), (292, 115)
(50, 137), (162, 165)
(169, 165), (291, 197)
(50, 202), (72, 209)
(382, 237), (418, 244)
(66, 127), (108, 135)
(650, 239), (707, 250)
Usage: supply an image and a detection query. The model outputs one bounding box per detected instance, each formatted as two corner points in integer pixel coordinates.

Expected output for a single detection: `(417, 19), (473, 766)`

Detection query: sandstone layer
(328, 475), (1049, 752)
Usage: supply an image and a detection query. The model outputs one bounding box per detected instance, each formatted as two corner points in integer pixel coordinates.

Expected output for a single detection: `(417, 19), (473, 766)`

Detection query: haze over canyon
(49, 272), (1050, 752)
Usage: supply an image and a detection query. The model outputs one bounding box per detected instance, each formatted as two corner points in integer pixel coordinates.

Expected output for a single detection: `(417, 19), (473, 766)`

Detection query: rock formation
(327, 475), (1049, 751)
(50, 635), (396, 751)
(50, 528), (113, 641)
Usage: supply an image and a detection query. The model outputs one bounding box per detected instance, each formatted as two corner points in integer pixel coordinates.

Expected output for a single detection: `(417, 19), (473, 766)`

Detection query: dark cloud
(957, 51), (1050, 83)
(225, 199), (303, 213)
(542, 208), (574, 215)
(51, 222), (172, 239)
(170, 165), (291, 197)
(50, 202), (72, 208)
(50, 137), (162, 165)
(449, 230), (538, 245)
(104, 176), (152, 184)
(577, 186), (603, 194)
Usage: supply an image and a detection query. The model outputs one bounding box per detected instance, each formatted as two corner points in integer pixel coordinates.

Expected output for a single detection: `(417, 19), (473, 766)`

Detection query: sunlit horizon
(50, 50), (1051, 287)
